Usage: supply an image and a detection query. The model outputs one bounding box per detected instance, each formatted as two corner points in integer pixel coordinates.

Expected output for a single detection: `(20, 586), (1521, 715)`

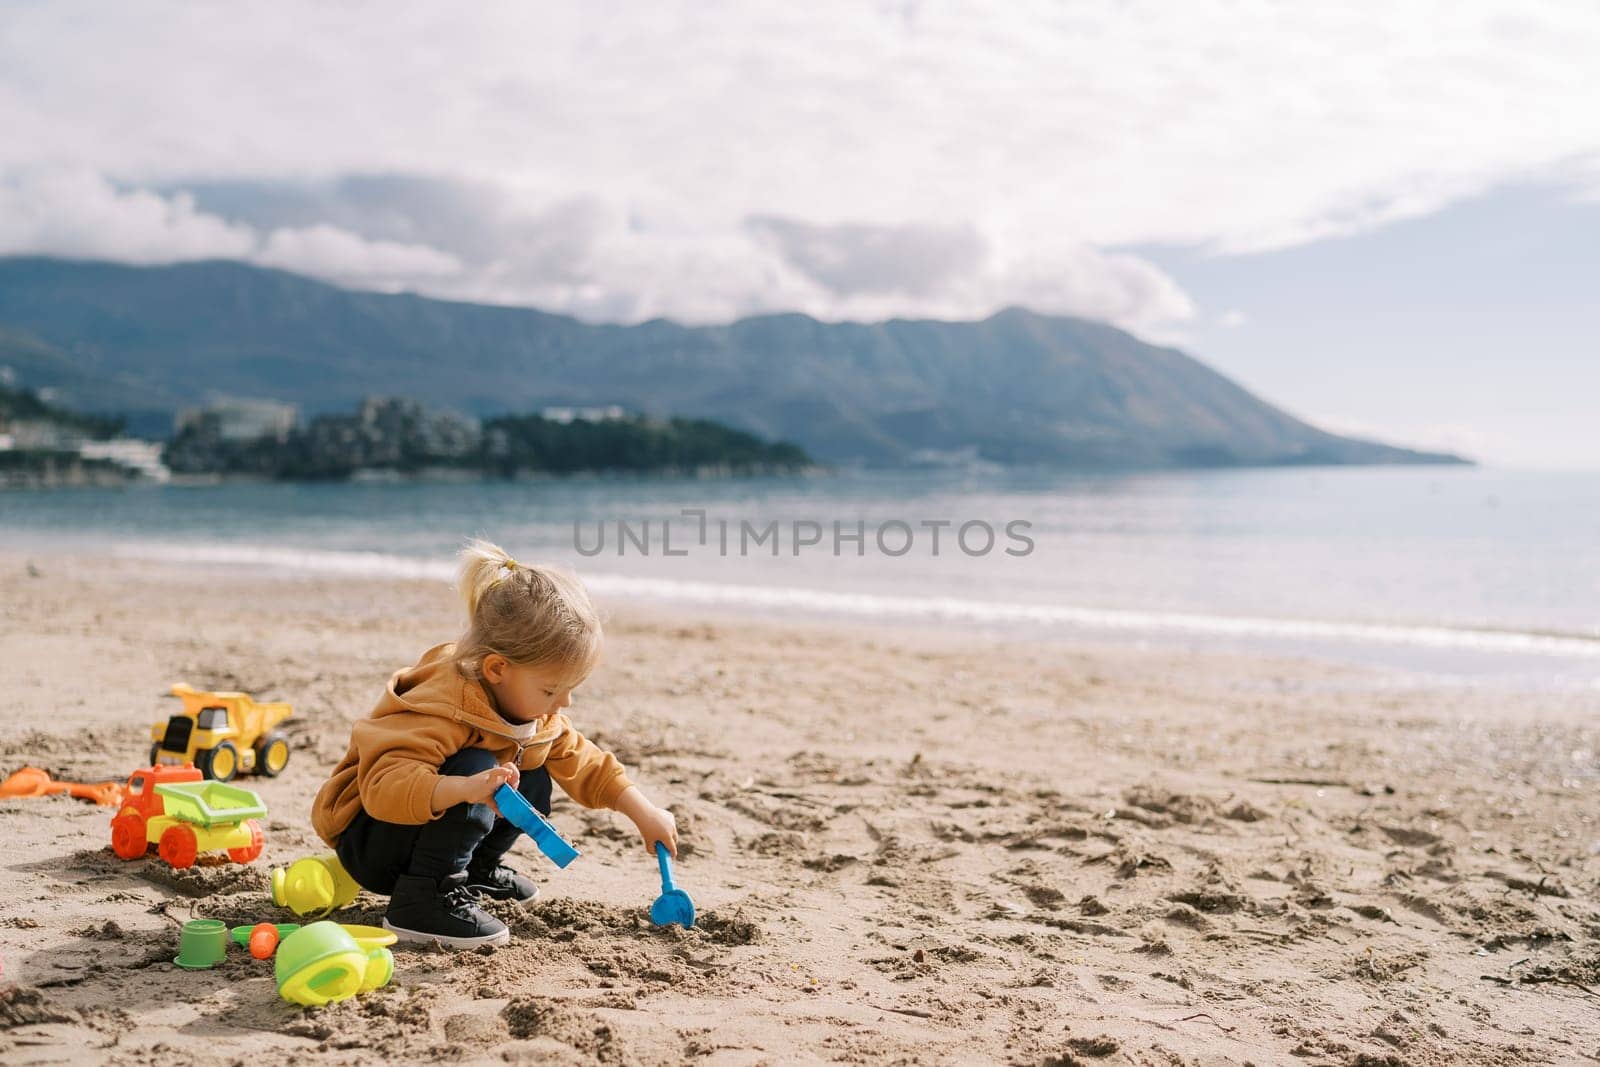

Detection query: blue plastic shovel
(649, 842), (695, 928)
(494, 783), (580, 868)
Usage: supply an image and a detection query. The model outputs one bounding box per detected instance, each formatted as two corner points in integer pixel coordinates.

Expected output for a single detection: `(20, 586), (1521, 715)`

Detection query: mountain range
(0, 256), (1466, 468)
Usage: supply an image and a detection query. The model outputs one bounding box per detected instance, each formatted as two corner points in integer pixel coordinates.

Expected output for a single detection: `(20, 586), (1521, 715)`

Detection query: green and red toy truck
(110, 764), (267, 869)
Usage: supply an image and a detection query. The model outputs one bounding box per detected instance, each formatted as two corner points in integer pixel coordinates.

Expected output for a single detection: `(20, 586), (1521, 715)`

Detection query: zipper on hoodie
(470, 715), (563, 766)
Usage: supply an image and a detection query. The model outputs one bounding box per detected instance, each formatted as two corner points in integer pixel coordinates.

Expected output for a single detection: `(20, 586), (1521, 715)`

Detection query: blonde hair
(453, 538), (604, 687)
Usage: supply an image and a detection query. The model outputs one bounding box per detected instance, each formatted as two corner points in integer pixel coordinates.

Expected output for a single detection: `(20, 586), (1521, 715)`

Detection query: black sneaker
(464, 861), (540, 906)
(382, 872), (510, 949)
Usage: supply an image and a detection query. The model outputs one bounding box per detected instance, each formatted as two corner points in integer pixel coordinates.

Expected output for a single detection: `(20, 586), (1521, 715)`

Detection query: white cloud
(2, 2), (1599, 325)
(744, 218), (987, 298)
(0, 166), (1197, 328)
(0, 169), (467, 293)
(254, 224), (463, 284)
(0, 169), (254, 262)
(734, 217), (1194, 329)
(733, 215), (1196, 329)
(1218, 309), (1248, 328)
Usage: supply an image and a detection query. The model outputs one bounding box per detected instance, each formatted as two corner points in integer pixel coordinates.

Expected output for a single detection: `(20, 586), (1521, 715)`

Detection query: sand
(0, 552), (1597, 1066)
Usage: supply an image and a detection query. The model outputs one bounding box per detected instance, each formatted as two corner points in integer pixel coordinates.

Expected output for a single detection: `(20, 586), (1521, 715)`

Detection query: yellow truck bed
(170, 683), (293, 726)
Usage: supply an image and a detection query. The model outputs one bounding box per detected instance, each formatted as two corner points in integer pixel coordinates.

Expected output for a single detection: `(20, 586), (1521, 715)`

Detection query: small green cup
(175, 918), (229, 970)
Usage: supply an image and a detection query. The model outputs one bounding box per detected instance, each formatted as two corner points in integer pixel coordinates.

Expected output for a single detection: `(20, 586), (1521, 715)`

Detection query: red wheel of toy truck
(111, 809), (148, 859)
(158, 824), (199, 869)
(228, 820), (264, 864)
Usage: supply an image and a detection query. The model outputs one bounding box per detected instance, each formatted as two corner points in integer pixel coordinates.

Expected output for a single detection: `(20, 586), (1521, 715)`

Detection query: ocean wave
(112, 541), (1600, 660)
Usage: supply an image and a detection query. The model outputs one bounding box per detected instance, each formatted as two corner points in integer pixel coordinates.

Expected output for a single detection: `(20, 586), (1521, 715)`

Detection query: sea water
(2, 465), (1596, 691)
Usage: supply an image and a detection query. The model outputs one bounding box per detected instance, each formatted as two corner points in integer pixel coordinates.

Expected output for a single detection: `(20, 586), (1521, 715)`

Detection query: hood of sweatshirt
(377, 642), (566, 748)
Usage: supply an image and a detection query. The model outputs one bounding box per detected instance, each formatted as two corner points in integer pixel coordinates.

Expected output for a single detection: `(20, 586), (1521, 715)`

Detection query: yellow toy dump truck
(150, 683), (293, 782)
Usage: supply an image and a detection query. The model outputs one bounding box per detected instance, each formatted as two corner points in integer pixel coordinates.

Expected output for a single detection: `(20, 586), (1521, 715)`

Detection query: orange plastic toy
(109, 765), (267, 868)
(0, 766), (125, 807)
(248, 922), (280, 960)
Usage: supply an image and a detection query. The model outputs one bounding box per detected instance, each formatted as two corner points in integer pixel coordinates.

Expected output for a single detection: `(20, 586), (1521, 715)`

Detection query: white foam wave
(113, 541), (1600, 660)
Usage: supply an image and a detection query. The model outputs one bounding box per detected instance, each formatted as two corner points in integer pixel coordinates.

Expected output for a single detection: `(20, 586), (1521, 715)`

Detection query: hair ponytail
(458, 538), (518, 619)
(453, 538), (604, 685)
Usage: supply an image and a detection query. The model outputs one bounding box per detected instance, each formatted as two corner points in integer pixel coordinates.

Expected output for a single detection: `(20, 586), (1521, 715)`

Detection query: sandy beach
(1, 551), (1597, 1065)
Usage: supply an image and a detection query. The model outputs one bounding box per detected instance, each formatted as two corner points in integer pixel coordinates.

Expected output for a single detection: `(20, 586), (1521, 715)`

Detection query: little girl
(311, 539), (677, 948)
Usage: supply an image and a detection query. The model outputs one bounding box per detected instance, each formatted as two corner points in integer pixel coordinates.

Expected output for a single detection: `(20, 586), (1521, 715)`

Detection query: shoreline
(1, 552), (1598, 1063)
(7, 537), (1598, 696)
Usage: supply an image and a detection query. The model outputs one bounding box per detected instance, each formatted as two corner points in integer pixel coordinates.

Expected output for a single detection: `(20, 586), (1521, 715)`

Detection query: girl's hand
(634, 804), (679, 858)
(476, 762), (521, 815)
(433, 762), (520, 816)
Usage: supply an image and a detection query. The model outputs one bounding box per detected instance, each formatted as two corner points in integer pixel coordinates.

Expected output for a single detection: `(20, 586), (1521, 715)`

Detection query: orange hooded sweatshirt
(311, 642), (633, 847)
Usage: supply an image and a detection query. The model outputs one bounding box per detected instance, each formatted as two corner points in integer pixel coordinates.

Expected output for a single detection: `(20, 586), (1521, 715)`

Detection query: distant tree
(0, 384), (124, 439)
(162, 399), (812, 480)
(481, 413), (811, 476)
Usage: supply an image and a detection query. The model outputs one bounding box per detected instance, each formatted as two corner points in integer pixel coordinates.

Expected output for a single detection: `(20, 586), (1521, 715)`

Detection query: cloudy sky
(2, 1), (1598, 466)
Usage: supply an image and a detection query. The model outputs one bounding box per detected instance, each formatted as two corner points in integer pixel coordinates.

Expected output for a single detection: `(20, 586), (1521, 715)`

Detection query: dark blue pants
(336, 748), (552, 894)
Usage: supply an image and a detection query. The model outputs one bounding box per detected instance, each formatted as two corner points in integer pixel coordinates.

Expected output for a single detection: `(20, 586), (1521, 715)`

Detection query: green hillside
(0, 257), (1468, 469)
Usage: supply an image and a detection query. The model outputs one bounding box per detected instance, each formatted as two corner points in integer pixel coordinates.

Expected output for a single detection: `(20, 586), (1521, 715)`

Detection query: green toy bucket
(274, 920), (392, 1006)
(174, 918), (229, 970)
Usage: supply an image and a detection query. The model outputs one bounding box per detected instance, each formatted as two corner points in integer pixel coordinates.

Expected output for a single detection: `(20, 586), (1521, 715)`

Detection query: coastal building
(79, 438), (171, 482)
(540, 404), (628, 424)
(1, 418), (85, 450)
(176, 398), (298, 443)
